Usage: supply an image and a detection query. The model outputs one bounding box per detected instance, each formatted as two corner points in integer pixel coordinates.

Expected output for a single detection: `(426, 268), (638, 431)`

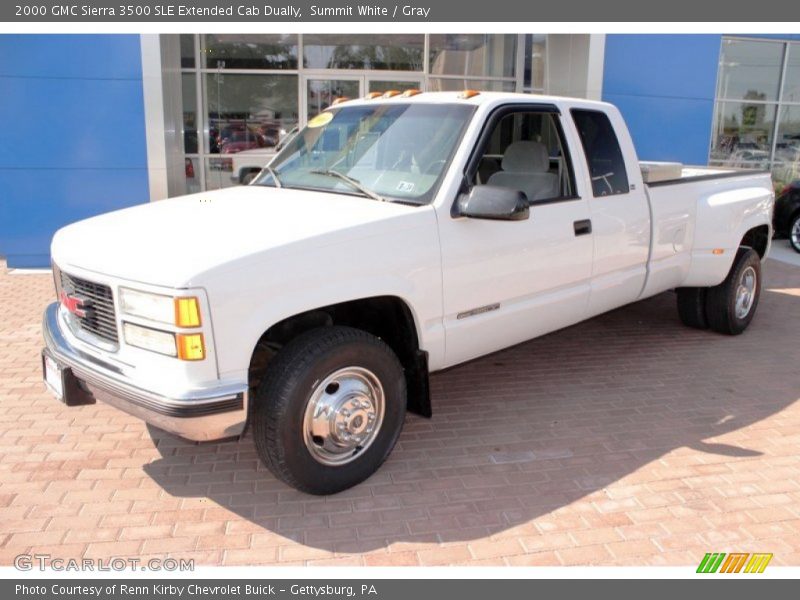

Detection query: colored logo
(60, 288), (93, 319)
(697, 552), (773, 573)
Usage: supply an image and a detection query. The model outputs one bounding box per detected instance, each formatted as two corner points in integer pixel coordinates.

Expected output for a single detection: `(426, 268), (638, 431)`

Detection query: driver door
(437, 104), (594, 368)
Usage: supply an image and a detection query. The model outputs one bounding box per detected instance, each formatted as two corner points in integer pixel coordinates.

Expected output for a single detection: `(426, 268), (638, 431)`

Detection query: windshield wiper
(263, 165), (282, 188)
(310, 169), (386, 202)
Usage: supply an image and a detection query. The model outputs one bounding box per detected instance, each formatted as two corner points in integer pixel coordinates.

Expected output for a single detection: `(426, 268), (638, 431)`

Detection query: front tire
(705, 248), (761, 335)
(789, 213), (800, 253)
(253, 326), (406, 495)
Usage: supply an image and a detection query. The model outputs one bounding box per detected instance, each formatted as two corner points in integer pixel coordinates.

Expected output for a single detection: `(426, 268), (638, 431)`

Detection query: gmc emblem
(60, 289), (94, 319)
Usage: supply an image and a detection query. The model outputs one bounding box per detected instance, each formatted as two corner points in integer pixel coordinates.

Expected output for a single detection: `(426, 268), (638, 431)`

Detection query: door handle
(573, 219), (592, 236)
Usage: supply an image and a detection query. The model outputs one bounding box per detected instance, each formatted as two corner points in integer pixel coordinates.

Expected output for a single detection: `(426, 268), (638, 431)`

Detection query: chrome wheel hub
(302, 367), (384, 466)
(735, 266), (757, 320)
(791, 219), (800, 249)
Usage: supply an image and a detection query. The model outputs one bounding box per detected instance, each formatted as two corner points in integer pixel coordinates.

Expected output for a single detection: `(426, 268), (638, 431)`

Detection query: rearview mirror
(454, 185), (530, 221)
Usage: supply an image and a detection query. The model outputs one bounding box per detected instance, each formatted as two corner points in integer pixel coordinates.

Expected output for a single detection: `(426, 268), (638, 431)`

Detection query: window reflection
(182, 74), (198, 154)
(717, 39), (783, 102)
(205, 73), (299, 155)
(712, 38), (800, 192)
(711, 102), (776, 168)
(204, 34), (298, 69)
(429, 34), (517, 79)
(427, 78), (516, 92)
(774, 105), (800, 189)
(302, 34), (424, 70)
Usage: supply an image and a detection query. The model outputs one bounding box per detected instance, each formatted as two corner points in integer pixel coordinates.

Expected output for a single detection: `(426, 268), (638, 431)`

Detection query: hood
(51, 185), (427, 287)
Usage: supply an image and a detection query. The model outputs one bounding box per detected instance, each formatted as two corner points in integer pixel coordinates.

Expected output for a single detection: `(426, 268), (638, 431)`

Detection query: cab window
(471, 110), (575, 202)
(571, 109), (630, 197)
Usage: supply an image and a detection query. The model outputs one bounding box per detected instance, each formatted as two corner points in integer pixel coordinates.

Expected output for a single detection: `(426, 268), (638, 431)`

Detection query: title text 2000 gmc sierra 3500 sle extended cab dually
(42, 91), (774, 494)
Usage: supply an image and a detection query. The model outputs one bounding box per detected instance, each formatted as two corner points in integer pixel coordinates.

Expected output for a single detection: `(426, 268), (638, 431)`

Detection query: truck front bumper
(42, 302), (248, 442)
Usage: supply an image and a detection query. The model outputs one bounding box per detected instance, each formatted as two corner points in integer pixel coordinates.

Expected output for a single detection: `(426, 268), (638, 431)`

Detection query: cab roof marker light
(459, 89), (481, 99)
(364, 92), (383, 99)
(331, 97), (351, 106)
(382, 90), (401, 98)
(401, 89), (422, 97)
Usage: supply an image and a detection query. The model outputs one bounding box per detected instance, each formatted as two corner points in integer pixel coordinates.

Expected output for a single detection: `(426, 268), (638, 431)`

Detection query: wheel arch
(246, 295), (431, 421)
(739, 224), (770, 258)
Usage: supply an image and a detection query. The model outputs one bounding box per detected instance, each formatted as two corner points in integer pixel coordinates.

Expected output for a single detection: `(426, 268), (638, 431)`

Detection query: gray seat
(487, 141), (559, 201)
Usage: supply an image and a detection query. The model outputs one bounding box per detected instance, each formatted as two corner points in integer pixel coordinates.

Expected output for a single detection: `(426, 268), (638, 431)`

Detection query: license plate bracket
(41, 350), (96, 406)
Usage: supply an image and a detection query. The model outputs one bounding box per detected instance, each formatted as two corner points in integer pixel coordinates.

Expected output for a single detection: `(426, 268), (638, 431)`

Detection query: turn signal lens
(712, 248), (725, 255)
(174, 297), (201, 327)
(176, 333), (205, 361)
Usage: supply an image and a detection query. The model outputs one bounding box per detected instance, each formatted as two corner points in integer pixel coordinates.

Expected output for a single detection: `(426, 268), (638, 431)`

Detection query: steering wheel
(591, 172), (615, 195)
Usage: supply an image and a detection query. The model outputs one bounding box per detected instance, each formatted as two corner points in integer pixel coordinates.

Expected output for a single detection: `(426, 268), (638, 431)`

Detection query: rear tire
(252, 326), (406, 495)
(789, 213), (800, 253)
(705, 248), (761, 335)
(676, 287), (708, 329)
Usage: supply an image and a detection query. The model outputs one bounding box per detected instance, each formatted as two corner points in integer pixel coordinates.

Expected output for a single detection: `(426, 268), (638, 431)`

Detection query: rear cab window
(571, 109), (630, 197)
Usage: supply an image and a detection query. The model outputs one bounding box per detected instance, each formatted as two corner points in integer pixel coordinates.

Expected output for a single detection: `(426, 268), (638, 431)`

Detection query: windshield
(253, 103), (475, 204)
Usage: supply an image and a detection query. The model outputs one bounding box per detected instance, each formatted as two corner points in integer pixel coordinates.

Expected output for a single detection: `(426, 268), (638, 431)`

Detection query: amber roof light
(458, 89), (481, 99)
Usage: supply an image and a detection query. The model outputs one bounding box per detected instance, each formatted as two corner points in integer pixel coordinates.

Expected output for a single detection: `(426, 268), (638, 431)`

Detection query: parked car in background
(219, 129), (266, 154)
(773, 180), (800, 253)
(230, 126), (299, 185)
(729, 148), (770, 169)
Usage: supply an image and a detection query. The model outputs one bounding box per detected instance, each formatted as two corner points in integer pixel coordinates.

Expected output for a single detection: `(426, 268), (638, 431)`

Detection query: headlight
(123, 323), (177, 357)
(119, 288), (174, 323)
(120, 288), (202, 327)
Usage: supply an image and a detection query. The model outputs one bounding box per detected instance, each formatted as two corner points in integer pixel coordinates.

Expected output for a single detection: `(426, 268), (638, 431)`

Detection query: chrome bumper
(42, 302), (248, 441)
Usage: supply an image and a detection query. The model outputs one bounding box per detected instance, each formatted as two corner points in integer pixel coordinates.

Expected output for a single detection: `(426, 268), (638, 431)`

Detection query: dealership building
(2, 33), (799, 268)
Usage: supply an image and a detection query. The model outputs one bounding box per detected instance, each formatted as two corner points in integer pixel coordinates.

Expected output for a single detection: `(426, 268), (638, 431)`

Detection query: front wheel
(705, 248), (762, 335)
(252, 326), (406, 495)
(789, 213), (800, 253)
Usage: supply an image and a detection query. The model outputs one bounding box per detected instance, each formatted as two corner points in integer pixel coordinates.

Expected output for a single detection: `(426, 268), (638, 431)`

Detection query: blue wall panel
(602, 35), (722, 165)
(0, 35), (148, 268)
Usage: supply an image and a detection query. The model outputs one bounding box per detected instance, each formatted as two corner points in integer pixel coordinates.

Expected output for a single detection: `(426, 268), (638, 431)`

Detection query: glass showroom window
(427, 78), (516, 92)
(711, 38), (800, 190)
(204, 34), (299, 70)
(302, 34), (424, 71)
(428, 34), (518, 91)
(204, 73), (299, 190)
(178, 35), (300, 193)
(176, 33), (547, 193)
(523, 34), (547, 93)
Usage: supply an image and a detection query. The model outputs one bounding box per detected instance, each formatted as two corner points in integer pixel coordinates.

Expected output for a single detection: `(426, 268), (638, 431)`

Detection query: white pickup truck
(43, 92), (774, 494)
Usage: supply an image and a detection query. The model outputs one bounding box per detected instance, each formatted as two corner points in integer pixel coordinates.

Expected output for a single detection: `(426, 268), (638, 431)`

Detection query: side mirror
(454, 185), (530, 221)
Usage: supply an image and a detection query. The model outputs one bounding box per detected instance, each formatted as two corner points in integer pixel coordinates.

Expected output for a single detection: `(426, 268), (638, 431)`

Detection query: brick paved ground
(1, 258), (799, 567)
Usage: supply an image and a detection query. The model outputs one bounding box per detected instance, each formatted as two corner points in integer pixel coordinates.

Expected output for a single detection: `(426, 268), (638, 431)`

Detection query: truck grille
(60, 271), (119, 345)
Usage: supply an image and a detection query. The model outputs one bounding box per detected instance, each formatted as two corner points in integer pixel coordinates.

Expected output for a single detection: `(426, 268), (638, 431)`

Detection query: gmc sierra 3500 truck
(42, 91), (774, 494)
